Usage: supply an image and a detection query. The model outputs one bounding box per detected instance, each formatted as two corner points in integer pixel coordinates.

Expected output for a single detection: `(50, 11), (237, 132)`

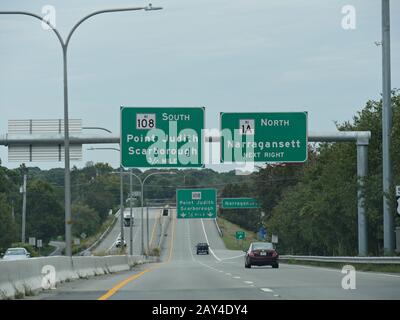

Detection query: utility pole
(120, 166), (124, 245)
(129, 169), (134, 255)
(382, 0), (394, 254)
(21, 174), (27, 243)
(147, 206), (150, 253)
(11, 200), (15, 221)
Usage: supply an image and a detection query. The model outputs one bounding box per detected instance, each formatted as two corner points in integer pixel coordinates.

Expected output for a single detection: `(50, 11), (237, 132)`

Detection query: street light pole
(141, 179), (145, 255)
(141, 171), (176, 255)
(120, 165), (125, 244)
(129, 169), (134, 255)
(0, 4), (163, 257)
(21, 174), (27, 243)
(381, 0), (394, 254)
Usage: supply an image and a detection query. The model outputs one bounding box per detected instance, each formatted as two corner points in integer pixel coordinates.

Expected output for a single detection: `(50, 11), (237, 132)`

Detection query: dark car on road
(244, 242), (279, 268)
(196, 243), (209, 255)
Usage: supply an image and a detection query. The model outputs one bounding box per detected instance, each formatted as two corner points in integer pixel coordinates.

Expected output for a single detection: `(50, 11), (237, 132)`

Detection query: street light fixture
(126, 171), (176, 255)
(0, 5), (163, 257)
(108, 170), (176, 256)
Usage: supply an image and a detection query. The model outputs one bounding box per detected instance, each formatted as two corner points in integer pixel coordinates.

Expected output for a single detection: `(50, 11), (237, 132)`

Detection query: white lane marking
(233, 276), (241, 279)
(221, 253), (245, 261)
(225, 273), (232, 276)
(197, 260), (220, 272)
(107, 232), (121, 252)
(199, 218), (245, 263)
(187, 220), (219, 274)
(261, 288), (273, 292)
(244, 281), (253, 284)
(200, 219), (221, 262)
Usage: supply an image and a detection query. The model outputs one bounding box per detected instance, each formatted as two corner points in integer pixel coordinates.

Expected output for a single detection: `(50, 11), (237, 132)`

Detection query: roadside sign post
(177, 189), (217, 219)
(28, 237), (36, 246)
(235, 231), (246, 240)
(37, 239), (42, 256)
(121, 107), (205, 168)
(220, 112), (308, 163)
(235, 231), (246, 249)
(258, 227), (267, 241)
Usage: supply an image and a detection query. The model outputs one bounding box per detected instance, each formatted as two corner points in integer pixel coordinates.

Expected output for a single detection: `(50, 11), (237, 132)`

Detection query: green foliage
(217, 217), (258, 251)
(26, 179), (64, 243)
(0, 193), (17, 253)
(72, 202), (101, 238)
(263, 90), (400, 256)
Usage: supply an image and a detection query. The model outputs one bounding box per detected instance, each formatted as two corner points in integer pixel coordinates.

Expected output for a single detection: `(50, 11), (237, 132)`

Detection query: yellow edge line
(98, 268), (151, 300)
(167, 216), (176, 263)
(98, 214), (177, 300)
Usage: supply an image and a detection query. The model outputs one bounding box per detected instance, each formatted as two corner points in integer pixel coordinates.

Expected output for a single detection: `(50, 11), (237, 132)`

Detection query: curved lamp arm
(0, 11), (64, 46)
(65, 7), (147, 48)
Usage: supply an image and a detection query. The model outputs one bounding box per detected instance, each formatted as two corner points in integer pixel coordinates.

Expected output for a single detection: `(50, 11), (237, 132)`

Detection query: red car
(244, 242), (279, 268)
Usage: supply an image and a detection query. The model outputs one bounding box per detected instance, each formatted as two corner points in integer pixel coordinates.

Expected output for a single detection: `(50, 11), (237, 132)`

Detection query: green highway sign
(221, 198), (260, 209)
(220, 112), (308, 163)
(177, 188), (217, 219)
(235, 231), (246, 240)
(120, 107), (204, 168)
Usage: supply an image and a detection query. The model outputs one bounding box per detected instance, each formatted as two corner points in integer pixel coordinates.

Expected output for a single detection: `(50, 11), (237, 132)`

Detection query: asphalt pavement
(33, 211), (400, 300)
(92, 207), (160, 255)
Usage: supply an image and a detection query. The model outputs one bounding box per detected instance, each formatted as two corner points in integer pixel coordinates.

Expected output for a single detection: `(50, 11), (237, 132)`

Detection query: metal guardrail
(214, 218), (223, 237)
(79, 210), (120, 255)
(280, 255), (400, 264)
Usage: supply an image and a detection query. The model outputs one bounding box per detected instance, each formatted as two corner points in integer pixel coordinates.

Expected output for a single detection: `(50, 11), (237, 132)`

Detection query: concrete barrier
(72, 256), (107, 278)
(0, 254), (152, 300)
(0, 256), (77, 299)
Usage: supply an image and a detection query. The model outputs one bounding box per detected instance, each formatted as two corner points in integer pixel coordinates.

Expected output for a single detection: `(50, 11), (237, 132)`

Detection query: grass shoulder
(216, 217), (259, 251)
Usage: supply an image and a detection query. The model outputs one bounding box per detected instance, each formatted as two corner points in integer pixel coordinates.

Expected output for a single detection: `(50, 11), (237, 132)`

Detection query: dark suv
(196, 243), (209, 255)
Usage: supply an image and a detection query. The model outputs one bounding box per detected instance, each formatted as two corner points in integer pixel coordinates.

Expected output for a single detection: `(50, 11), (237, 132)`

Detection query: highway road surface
(32, 212), (400, 300)
(92, 207), (160, 256)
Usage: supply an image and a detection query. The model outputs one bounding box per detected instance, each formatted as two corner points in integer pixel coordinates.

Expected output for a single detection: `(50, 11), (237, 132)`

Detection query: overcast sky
(0, 0), (399, 171)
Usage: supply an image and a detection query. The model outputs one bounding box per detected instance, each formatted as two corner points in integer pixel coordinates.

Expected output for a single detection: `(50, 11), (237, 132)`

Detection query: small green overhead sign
(176, 188), (217, 219)
(221, 198), (260, 209)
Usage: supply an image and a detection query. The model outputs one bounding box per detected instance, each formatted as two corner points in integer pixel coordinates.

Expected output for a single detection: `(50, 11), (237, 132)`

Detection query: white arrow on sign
(207, 212), (213, 217)
(180, 213), (186, 218)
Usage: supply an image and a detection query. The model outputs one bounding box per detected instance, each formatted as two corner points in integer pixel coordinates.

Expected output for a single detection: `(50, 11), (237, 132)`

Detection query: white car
(115, 237), (127, 248)
(1, 247), (31, 261)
